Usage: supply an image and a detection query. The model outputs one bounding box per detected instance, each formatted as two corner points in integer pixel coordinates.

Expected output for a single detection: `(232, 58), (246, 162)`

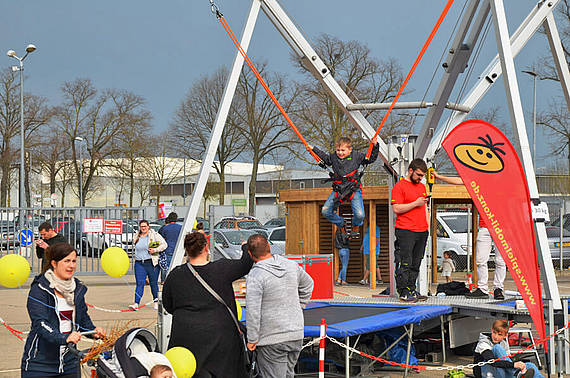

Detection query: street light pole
(522, 70), (538, 168)
(7, 44), (36, 209)
(74, 137), (85, 207)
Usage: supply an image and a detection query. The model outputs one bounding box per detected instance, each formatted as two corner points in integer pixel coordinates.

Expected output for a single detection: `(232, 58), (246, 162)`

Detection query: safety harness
(326, 167), (365, 211)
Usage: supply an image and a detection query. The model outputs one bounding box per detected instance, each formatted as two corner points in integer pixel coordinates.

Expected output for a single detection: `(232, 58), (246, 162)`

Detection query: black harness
(325, 168), (365, 211)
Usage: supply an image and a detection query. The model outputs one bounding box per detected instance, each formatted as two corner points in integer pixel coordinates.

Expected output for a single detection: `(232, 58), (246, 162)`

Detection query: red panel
(286, 255), (333, 300)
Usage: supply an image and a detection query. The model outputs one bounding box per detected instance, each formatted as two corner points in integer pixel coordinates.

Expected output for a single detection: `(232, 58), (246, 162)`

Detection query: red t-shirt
(391, 179), (428, 232)
(478, 215), (486, 228)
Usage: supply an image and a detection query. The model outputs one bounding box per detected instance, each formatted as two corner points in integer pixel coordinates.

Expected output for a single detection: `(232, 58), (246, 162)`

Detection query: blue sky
(2, 0), (566, 170)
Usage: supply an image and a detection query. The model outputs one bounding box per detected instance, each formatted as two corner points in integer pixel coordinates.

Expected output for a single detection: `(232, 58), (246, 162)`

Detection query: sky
(2, 0), (567, 170)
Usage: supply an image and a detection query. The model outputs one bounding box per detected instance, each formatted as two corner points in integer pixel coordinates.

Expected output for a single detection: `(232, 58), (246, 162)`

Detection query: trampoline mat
(304, 305), (402, 326)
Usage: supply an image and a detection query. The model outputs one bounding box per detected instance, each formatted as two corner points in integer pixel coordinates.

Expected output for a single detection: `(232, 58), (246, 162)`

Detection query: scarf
(44, 269), (76, 306)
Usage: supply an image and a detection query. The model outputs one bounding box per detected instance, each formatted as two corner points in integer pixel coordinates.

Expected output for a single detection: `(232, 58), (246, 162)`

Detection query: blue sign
(18, 229), (34, 247)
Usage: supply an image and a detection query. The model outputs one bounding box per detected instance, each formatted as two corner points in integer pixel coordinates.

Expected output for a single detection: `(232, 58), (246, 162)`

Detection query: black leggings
(394, 228), (428, 294)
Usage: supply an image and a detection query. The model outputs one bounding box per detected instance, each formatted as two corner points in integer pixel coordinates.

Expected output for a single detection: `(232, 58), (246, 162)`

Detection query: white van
(435, 212), (472, 269)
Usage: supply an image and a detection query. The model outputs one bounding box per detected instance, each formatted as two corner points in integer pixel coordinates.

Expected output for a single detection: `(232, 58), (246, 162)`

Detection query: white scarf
(45, 270), (76, 306)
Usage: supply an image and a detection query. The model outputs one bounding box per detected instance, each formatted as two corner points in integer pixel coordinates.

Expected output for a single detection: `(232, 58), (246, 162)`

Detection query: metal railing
(0, 207), (146, 275)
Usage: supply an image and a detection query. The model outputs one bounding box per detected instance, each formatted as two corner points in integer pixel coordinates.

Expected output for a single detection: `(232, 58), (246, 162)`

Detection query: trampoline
(243, 301), (453, 377)
(303, 302), (452, 337)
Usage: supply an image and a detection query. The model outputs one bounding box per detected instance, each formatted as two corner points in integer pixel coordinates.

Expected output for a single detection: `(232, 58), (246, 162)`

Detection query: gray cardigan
(246, 255), (314, 346)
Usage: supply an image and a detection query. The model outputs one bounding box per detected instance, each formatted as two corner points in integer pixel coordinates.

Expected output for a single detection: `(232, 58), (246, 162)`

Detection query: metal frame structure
(166, 0), (570, 371)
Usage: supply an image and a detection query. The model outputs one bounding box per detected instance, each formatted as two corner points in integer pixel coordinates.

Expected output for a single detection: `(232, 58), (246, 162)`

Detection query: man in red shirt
(433, 171), (505, 300)
(391, 158), (430, 302)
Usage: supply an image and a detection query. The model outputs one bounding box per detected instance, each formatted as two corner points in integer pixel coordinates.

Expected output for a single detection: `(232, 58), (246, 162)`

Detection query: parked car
(435, 212), (474, 269)
(212, 229), (265, 261)
(84, 223), (137, 256)
(546, 225), (570, 268)
(214, 217), (265, 231)
(551, 213), (570, 233)
(267, 226), (285, 255)
(264, 217), (285, 230)
(0, 220), (19, 248)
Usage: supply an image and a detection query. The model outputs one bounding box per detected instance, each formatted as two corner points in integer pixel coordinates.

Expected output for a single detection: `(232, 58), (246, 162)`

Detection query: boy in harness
(308, 137), (379, 237)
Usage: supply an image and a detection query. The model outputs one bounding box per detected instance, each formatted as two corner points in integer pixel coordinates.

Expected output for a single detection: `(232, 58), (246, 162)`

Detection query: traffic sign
(18, 229), (34, 247)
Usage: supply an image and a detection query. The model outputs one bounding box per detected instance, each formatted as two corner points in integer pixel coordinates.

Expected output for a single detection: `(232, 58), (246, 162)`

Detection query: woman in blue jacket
(21, 242), (105, 377)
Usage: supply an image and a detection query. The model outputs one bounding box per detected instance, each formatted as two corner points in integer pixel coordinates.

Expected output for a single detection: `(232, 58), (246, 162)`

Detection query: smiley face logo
(453, 134), (506, 173)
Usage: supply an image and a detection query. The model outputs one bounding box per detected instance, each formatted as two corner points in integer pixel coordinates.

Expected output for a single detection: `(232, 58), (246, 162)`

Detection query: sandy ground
(1, 270), (569, 377)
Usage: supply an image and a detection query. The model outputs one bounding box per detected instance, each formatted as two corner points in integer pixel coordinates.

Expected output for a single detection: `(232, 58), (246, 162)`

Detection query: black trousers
(394, 228), (429, 294)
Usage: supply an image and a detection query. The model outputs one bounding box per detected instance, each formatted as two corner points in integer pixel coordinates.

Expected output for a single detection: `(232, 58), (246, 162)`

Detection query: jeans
(134, 260), (159, 304)
(322, 189), (364, 228)
(160, 252), (173, 282)
(480, 344), (543, 378)
(394, 228), (428, 295)
(337, 248), (349, 282)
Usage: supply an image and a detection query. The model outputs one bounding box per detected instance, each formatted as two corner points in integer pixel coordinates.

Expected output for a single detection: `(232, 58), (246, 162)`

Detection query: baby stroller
(70, 328), (175, 378)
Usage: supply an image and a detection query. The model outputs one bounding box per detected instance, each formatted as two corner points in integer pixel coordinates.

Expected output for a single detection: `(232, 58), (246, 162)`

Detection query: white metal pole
(532, 74), (537, 168)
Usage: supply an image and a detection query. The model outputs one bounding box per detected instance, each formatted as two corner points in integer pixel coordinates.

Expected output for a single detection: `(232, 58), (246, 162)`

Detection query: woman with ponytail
(162, 231), (253, 377)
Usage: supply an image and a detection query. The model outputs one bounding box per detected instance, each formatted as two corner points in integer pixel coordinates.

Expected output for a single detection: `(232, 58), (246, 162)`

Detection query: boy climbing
(308, 137), (379, 238)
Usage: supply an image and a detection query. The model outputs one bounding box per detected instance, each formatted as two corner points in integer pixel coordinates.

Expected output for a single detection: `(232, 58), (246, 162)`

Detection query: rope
(214, 11), (324, 166)
(365, 0), (456, 159)
(85, 299), (157, 313)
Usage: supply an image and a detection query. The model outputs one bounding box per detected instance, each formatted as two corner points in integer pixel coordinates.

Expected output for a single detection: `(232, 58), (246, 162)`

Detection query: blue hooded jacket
(21, 274), (96, 376)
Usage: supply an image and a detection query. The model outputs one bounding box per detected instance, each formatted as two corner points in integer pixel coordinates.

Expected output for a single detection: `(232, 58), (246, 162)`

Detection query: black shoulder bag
(186, 263), (260, 378)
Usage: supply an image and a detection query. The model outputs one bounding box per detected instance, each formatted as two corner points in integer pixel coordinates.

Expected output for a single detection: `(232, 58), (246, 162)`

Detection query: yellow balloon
(193, 219), (198, 229)
(165, 347), (197, 378)
(236, 298), (243, 321)
(100, 247), (129, 278)
(0, 254), (31, 288)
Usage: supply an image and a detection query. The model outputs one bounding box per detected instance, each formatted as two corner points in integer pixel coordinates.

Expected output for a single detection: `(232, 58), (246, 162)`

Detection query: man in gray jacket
(246, 234), (314, 378)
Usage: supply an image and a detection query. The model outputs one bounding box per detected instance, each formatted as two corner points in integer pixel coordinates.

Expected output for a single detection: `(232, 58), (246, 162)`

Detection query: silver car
(546, 226), (570, 268)
(212, 229), (263, 261)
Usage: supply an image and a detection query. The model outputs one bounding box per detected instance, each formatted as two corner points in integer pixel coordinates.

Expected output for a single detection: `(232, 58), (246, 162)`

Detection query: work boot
(399, 289), (418, 303)
(465, 288), (489, 299)
(412, 290), (428, 301)
(494, 288), (505, 300)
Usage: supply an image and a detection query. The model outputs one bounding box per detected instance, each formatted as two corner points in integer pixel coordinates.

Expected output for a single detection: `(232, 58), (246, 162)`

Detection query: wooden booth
(279, 183), (478, 288)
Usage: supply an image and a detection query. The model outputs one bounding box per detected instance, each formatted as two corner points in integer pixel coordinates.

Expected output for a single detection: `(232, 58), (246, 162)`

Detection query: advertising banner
(442, 119), (545, 345)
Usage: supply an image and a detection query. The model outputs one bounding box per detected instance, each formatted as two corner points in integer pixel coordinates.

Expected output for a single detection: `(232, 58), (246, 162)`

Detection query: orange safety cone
(467, 273), (473, 291)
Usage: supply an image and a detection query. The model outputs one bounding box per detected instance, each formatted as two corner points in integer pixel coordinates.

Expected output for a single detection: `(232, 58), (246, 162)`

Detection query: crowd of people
(19, 140), (542, 377)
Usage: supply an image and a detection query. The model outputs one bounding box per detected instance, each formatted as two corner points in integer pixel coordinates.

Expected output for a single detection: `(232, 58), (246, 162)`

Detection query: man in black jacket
(35, 222), (67, 268)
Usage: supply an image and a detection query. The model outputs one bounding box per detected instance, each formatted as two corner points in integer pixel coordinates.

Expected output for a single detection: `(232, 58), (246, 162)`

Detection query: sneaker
(359, 279), (368, 285)
(412, 290), (428, 301)
(376, 280), (384, 284)
(336, 280), (343, 286)
(128, 303), (139, 311)
(399, 290), (418, 303)
(153, 302), (158, 310)
(465, 288), (489, 298)
(494, 288), (505, 300)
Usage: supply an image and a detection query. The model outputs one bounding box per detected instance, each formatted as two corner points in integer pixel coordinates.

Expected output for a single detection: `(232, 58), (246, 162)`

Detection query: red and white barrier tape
(85, 299), (157, 313)
(0, 317), (26, 341)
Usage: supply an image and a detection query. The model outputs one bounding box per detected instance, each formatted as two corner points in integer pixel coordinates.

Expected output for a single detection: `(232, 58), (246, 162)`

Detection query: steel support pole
(345, 336), (350, 378)
(404, 324), (414, 378)
(564, 298), (569, 374)
(490, 0), (561, 310)
(162, 0), (262, 351)
(544, 13), (570, 110)
(388, 174), (397, 297)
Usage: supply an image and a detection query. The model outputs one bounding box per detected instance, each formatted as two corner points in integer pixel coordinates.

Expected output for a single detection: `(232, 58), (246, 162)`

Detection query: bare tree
(536, 0), (570, 82)
(134, 177), (151, 207)
(234, 65), (298, 215)
(55, 78), (151, 206)
(34, 133), (72, 198)
(144, 135), (184, 217)
(0, 69), (51, 206)
(539, 101), (570, 171)
(291, 34), (408, 154)
(111, 109), (153, 207)
(169, 67), (245, 204)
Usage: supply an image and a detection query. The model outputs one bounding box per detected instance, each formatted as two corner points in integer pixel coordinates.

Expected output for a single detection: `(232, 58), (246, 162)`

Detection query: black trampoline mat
(303, 305), (402, 326)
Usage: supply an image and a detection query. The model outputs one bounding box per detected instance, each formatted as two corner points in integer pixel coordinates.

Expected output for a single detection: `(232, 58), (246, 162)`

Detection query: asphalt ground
(2, 270), (570, 377)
